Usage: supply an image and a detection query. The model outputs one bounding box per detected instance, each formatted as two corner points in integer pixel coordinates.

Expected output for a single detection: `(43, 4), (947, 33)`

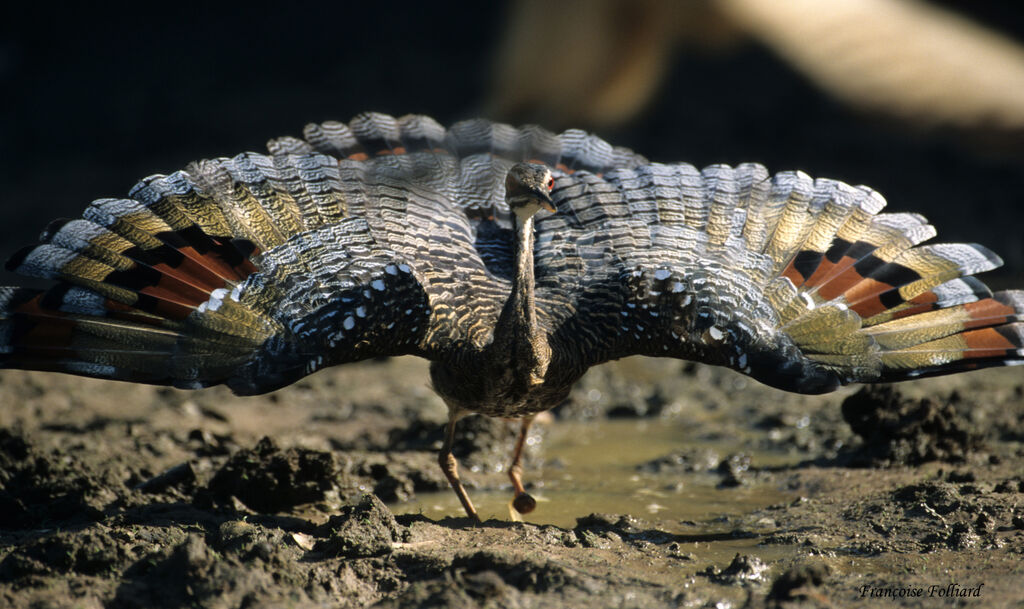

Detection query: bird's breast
(428, 357), (572, 418)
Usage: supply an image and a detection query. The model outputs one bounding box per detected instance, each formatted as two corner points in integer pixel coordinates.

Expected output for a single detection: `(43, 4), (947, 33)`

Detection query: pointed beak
(539, 191), (556, 213)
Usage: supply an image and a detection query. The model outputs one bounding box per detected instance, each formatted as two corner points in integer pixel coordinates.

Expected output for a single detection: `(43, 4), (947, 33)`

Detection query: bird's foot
(512, 492), (537, 514)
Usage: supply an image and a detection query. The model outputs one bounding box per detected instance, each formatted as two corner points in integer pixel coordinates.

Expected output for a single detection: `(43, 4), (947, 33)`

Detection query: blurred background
(3, 0), (1024, 286)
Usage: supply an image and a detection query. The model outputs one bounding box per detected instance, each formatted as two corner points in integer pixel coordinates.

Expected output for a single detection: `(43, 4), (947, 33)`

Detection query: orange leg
(438, 410), (480, 522)
(508, 415), (538, 514)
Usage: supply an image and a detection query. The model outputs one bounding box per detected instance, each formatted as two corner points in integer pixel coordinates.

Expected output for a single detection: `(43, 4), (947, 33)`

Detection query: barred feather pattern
(2, 112), (1022, 410)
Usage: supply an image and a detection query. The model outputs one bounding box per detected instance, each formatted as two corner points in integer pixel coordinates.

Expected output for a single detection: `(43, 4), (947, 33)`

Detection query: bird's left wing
(535, 162), (1024, 394)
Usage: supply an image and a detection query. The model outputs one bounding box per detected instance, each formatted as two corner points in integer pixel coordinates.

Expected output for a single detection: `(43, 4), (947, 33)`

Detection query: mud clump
(0, 527), (134, 579)
(704, 553), (769, 586)
(994, 476), (1024, 493)
(134, 462), (200, 495)
(314, 494), (406, 558)
(766, 563), (830, 607)
(859, 480), (1016, 552)
(572, 513), (639, 549)
(839, 386), (983, 466)
(636, 448), (753, 487)
(717, 453), (752, 488)
(451, 549), (584, 593)
(572, 513), (680, 548)
(111, 533), (311, 609)
(376, 573), (515, 609)
(636, 448), (721, 474)
(893, 481), (964, 516)
(200, 436), (354, 512)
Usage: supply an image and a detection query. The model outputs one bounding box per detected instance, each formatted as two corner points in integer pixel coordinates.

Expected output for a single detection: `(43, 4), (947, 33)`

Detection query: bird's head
(505, 163), (556, 222)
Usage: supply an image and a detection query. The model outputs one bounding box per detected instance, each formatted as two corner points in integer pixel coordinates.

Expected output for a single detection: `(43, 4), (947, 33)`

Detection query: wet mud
(2, 357), (1024, 607)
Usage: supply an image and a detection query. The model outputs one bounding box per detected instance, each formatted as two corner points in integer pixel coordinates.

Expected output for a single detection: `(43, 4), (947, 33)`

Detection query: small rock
(290, 532), (316, 551)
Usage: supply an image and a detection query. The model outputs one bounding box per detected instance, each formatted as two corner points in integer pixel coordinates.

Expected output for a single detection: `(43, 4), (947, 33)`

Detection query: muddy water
(395, 418), (797, 563)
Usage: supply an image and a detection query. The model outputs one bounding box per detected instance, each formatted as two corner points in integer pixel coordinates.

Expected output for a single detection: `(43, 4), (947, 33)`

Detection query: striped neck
(486, 212), (550, 390)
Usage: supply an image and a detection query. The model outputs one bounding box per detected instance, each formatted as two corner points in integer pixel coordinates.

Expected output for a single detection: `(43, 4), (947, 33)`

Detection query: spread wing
(534, 163), (1024, 393)
(3, 112), (1022, 396)
(0, 113), (644, 394)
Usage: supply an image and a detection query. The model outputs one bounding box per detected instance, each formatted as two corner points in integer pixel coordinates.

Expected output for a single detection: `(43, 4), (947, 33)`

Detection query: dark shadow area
(4, 2), (1024, 286)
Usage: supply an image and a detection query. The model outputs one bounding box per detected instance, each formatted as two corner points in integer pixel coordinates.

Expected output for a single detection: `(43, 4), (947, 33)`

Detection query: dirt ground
(2, 356), (1023, 608)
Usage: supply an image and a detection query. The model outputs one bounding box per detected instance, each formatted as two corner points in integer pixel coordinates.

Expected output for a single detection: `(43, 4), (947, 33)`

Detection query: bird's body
(3, 112), (1023, 520)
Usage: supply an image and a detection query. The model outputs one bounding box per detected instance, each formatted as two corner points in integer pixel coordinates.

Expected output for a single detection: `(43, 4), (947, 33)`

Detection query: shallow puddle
(394, 418), (795, 527)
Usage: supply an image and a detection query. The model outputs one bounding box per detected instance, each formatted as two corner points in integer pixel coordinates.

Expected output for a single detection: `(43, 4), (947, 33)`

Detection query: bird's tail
(758, 173), (1024, 384)
(0, 171), (282, 389)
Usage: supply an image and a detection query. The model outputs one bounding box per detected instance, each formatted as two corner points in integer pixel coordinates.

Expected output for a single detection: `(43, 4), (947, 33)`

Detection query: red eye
(547, 178), (554, 190)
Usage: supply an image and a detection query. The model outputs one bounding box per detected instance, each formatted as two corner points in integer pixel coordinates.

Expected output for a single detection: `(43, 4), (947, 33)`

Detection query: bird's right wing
(0, 113), (647, 395)
(0, 150), (458, 395)
(0, 115), (497, 393)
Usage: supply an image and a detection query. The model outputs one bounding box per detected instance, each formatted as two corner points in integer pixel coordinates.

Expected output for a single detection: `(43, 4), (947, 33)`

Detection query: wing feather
(4, 112), (1021, 398)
